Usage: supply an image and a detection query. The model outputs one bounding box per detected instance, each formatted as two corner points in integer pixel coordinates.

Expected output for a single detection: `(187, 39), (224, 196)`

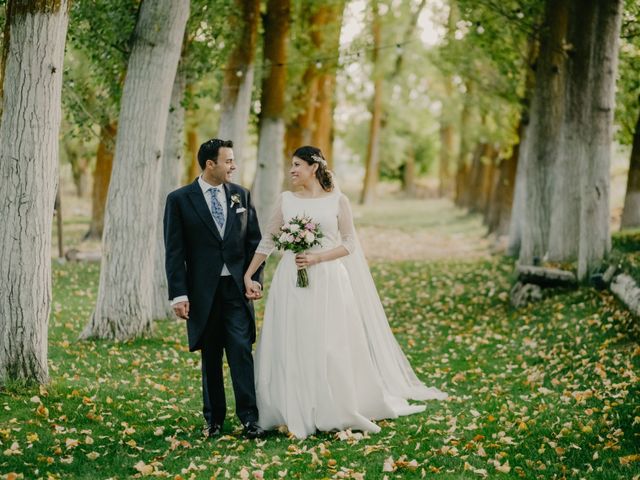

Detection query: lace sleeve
(256, 193), (284, 257)
(337, 194), (357, 254)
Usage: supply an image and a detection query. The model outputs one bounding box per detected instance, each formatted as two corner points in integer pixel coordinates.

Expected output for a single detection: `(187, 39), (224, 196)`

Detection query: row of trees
(0, 0), (638, 385)
(0, 0), (348, 384)
(432, 0), (638, 280)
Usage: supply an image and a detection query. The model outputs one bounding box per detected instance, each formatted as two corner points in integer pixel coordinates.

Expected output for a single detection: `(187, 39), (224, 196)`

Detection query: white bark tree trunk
(620, 107), (640, 229)
(253, 118), (285, 224)
(252, 0), (289, 225)
(218, 64), (254, 186)
(152, 68), (186, 321)
(217, 0), (260, 187)
(507, 144), (526, 256)
(577, 0), (621, 280)
(519, 0), (569, 265)
(545, 0), (577, 262)
(81, 0), (190, 340)
(0, 0), (69, 384)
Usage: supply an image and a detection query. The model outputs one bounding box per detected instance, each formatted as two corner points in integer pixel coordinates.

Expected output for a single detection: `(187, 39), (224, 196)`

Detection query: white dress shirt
(170, 176), (231, 306)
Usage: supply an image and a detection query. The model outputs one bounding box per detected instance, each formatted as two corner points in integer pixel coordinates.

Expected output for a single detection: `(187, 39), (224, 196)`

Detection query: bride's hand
(295, 252), (320, 269)
(244, 275), (262, 300)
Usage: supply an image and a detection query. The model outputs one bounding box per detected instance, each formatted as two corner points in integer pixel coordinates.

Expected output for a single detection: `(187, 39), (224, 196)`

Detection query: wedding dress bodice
(256, 190), (356, 255)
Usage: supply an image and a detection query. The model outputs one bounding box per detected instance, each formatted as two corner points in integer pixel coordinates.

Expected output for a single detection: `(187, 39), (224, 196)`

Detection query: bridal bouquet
(273, 215), (323, 287)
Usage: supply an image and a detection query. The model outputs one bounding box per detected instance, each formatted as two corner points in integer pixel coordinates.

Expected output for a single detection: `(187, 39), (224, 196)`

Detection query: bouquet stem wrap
(297, 267), (309, 288)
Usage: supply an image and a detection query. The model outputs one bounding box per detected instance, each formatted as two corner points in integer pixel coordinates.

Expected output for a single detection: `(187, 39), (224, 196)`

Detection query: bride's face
(289, 156), (318, 188)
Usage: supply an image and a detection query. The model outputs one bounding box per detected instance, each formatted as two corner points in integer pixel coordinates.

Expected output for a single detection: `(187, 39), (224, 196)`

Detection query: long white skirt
(255, 252), (427, 439)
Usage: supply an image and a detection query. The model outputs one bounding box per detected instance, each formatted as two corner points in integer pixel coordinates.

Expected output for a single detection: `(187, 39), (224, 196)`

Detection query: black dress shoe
(243, 421), (266, 439)
(206, 423), (222, 438)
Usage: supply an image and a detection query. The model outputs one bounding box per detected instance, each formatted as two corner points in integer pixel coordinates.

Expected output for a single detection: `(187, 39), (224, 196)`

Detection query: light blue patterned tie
(208, 187), (225, 230)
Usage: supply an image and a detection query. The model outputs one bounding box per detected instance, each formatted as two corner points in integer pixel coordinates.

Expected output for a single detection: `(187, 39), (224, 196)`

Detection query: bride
(243, 146), (447, 439)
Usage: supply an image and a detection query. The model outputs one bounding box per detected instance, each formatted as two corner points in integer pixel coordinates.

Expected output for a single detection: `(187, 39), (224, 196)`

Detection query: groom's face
(207, 147), (235, 184)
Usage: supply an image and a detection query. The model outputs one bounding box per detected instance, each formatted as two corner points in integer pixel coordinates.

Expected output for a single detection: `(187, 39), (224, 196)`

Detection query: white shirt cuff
(170, 295), (189, 306)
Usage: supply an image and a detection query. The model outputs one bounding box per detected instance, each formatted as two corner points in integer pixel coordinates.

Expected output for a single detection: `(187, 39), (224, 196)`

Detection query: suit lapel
(187, 180), (222, 242)
(222, 183), (237, 241)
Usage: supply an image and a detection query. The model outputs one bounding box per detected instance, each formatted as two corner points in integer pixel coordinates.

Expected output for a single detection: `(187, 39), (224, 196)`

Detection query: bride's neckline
(289, 190), (336, 200)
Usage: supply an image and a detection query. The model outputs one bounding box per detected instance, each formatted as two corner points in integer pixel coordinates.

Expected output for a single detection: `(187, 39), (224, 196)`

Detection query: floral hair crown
(311, 154), (327, 166)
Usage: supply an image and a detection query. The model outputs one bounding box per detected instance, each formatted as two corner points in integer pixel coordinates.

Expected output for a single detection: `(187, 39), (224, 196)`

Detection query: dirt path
(54, 192), (494, 263)
(352, 197), (493, 262)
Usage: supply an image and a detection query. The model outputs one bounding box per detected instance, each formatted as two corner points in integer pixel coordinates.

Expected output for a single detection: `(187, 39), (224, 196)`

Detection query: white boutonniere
(231, 193), (246, 213)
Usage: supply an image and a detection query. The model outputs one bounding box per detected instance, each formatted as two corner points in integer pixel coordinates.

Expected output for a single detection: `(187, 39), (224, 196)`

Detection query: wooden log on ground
(65, 249), (102, 262)
(516, 265), (577, 288)
(610, 274), (640, 317)
(510, 281), (543, 308)
(591, 264), (617, 290)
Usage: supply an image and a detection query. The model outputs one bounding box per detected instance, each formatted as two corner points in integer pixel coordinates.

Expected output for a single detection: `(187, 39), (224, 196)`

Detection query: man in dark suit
(163, 138), (265, 439)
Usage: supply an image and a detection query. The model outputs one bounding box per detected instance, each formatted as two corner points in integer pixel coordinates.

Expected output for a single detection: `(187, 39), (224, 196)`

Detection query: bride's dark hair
(292, 145), (333, 192)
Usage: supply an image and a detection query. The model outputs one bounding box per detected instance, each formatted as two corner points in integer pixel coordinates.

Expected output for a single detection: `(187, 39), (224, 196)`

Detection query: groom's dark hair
(198, 138), (234, 169)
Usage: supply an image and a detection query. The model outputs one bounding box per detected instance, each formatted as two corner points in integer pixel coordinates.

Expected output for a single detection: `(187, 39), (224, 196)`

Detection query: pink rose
(305, 223), (316, 231)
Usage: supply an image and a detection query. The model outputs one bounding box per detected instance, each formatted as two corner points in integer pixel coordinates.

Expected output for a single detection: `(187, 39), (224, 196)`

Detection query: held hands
(244, 276), (263, 300)
(295, 252), (320, 269)
(173, 301), (190, 320)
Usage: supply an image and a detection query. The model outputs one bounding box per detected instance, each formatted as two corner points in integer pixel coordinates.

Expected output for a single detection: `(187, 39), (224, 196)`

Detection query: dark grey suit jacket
(163, 179), (263, 351)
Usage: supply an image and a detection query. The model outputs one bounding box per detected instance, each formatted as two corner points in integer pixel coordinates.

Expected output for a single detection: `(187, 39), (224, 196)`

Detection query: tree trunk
(545, 0), (581, 262)
(439, 120), (455, 198)
(507, 37), (538, 255)
(402, 147), (417, 197)
(217, 0), (260, 186)
(360, 0), (383, 205)
(284, 0), (345, 179)
(454, 81), (474, 206)
(487, 125), (520, 236)
(621, 106), (640, 229)
(438, 1), (458, 197)
(464, 142), (487, 210)
(519, 0), (569, 265)
(455, 160), (470, 207)
(480, 147), (497, 215)
(311, 71), (337, 165)
(185, 119), (199, 182)
(0, 0), (69, 384)
(64, 141), (90, 198)
(283, 63), (320, 188)
(152, 68), (186, 321)
(310, 0), (346, 166)
(577, 0), (621, 280)
(82, 0), (189, 341)
(253, 0), (290, 224)
(507, 132), (527, 254)
(86, 122), (116, 240)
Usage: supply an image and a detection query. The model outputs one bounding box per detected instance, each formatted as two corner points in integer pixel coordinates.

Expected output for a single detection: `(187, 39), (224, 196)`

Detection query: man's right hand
(173, 301), (190, 319)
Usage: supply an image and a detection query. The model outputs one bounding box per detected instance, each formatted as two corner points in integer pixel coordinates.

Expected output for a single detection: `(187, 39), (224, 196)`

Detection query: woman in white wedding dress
(243, 146), (447, 439)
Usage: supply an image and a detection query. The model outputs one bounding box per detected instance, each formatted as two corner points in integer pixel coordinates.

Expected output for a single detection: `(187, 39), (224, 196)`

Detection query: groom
(163, 138), (265, 439)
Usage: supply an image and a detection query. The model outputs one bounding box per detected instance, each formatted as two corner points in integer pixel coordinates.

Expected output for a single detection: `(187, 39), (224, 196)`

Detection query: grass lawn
(1, 255), (639, 479)
(2, 199), (640, 479)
